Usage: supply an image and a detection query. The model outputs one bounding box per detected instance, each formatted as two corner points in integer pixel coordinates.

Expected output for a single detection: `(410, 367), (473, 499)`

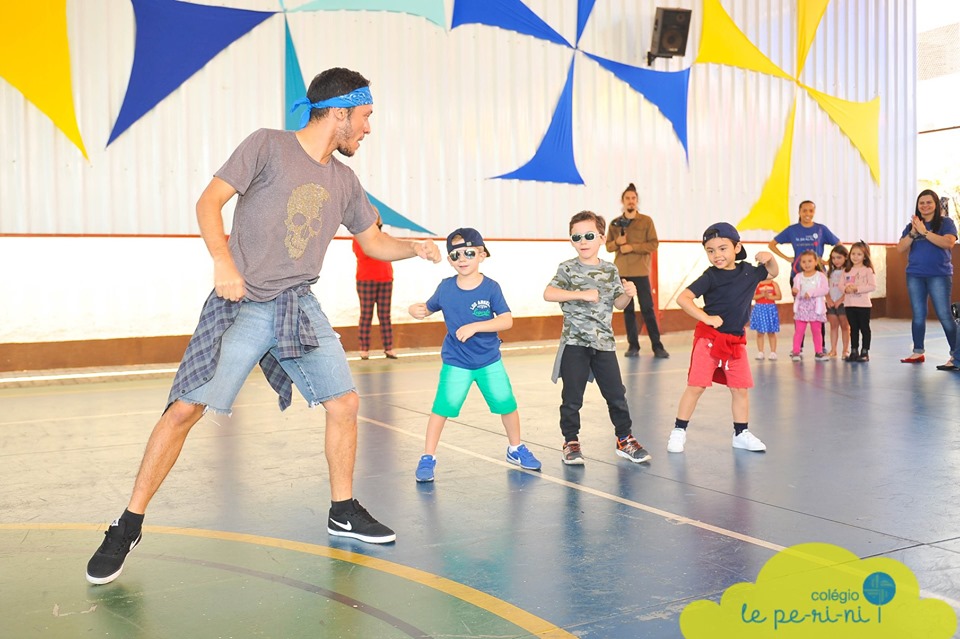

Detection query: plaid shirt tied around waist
(168, 285), (319, 411)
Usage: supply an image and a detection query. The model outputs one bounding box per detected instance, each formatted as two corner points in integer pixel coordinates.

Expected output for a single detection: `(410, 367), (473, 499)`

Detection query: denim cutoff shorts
(180, 293), (354, 413)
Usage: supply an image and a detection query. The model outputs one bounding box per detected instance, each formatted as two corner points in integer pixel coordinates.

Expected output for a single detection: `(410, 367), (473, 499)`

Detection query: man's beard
(336, 120), (355, 156)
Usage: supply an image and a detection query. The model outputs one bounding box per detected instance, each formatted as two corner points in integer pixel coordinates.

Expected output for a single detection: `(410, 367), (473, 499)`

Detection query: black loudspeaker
(648, 7), (692, 65)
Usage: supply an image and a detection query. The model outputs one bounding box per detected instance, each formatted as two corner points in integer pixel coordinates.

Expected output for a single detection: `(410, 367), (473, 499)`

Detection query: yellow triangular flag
(696, 0), (794, 81)
(803, 85), (880, 184)
(0, 1), (87, 158)
(796, 0), (831, 76)
(738, 100), (798, 232)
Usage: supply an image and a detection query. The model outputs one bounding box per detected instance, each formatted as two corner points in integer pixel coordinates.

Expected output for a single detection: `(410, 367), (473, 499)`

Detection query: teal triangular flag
(366, 192), (433, 234)
(284, 17), (307, 131)
(291, 0), (445, 27)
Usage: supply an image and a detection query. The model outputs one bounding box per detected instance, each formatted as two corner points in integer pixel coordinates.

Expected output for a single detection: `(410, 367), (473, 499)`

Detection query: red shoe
(900, 354), (924, 363)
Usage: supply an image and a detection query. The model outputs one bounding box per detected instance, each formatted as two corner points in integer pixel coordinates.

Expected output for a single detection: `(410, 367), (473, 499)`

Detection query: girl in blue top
(896, 190), (959, 368)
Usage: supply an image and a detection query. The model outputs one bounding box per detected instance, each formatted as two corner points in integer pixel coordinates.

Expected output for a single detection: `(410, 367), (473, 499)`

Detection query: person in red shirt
(749, 279), (782, 360)
(353, 214), (397, 359)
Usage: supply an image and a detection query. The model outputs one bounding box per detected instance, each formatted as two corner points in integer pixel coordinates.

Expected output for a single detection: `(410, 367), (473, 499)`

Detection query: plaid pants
(357, 280), (394, 351)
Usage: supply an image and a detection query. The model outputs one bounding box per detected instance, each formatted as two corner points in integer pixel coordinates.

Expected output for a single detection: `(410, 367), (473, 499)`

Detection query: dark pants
(845, 307), (871, 352)
(356, 280), (394, 351)
(622, 275), (663, 349)
(559, 345), (632, 441)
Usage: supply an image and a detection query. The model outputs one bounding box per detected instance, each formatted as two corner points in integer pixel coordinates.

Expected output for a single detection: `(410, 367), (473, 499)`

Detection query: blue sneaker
(506, 444), (542, 471)
(415, 455), (436, 482)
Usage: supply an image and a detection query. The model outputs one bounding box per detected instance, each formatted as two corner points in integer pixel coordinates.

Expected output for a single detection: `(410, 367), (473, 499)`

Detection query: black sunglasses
(570, 232), (597, 242)
(448, 249), (479, 260)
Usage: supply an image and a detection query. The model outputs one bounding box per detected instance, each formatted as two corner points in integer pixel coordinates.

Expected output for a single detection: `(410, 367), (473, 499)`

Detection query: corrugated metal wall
(1, 0), (916, 242)
(0, 0), (917, 344)
(687, 0), (917, 243)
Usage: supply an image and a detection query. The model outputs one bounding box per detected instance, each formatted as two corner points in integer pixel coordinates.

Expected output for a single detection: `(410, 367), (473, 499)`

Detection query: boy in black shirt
(667, 223), (779, 454)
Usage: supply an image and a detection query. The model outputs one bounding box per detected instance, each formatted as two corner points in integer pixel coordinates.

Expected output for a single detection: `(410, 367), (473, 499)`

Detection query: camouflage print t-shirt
(549, 257), (625, 351)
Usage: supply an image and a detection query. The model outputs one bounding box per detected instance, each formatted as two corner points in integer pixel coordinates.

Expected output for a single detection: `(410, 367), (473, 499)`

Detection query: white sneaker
(767, 352), (778, 361)
(755, 352), (765, 360)
(732, 430), (767, 451)
(790, 352), (802, 362)
(667, 428), (687, 453)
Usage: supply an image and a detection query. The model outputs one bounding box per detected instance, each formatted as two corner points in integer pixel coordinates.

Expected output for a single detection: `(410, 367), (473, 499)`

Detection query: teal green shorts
(431, 359), (518, 418)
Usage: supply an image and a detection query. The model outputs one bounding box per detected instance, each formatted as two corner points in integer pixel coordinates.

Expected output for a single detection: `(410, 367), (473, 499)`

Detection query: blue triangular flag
(575, 0), (597, 46)
(584, 52), (690, 158)
(108, 0), (275, 145)
(495, 55), (583, 185)
(452, 0), (570, 47)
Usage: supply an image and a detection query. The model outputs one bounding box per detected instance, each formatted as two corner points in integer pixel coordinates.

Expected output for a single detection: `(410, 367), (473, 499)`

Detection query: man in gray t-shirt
(86, 68), (441, 586)
(214, 126), (375, 302)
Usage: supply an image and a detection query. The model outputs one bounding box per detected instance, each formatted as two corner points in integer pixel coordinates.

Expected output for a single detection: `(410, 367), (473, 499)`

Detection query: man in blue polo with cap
(85, 67), (441, 586)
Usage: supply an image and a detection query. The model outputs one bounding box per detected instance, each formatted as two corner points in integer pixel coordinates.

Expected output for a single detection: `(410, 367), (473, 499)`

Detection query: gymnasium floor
(2, 318), (959, 638)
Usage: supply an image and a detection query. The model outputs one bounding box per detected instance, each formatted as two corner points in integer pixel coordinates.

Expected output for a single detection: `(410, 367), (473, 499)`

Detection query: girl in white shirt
(789, 250), (829, 361)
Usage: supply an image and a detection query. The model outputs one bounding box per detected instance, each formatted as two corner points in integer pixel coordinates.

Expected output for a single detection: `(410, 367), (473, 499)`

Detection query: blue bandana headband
(289, 86), (373, 129)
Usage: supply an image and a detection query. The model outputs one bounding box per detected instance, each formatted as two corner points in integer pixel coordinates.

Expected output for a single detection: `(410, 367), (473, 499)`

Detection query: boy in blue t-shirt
(408, 228), (541, 482)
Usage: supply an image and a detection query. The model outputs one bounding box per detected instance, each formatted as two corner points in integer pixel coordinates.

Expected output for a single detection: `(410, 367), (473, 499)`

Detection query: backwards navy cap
(702, 222), (747, 260)
(446, 228), (489, 256)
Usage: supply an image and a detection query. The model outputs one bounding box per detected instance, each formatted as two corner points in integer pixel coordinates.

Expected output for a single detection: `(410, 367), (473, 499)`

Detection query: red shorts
(686, 336), (754, 388)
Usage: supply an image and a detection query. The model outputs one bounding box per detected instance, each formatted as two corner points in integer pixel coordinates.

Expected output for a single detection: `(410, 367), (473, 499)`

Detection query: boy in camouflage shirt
(544, 211), (652, 465)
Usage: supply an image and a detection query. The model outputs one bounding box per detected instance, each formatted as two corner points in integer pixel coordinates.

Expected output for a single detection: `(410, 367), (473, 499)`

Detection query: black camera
(611, 216), (631, 229)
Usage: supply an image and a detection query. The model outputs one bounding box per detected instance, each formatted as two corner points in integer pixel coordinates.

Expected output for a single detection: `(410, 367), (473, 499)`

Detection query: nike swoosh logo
(330, 518), (352, 531)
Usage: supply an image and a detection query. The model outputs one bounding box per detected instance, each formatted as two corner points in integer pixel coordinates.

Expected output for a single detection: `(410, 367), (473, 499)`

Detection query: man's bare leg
(323, 391), (359, 502)
(87, 400), (205, 584)
(128, 400), (206, 513)
(323, 390), (395, 543)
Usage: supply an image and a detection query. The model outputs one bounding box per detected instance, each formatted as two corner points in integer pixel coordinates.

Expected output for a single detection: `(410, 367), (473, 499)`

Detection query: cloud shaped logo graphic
(680, 543), (956, 638)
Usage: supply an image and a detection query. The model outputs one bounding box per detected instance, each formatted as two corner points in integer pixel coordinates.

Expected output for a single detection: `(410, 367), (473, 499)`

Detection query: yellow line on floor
(0, 522), (576, 639)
